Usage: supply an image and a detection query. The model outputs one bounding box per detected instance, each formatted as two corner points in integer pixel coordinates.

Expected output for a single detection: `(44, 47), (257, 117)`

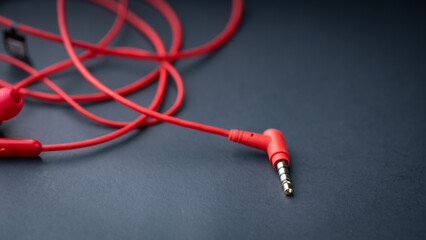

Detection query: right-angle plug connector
(229, 128), (293, 196)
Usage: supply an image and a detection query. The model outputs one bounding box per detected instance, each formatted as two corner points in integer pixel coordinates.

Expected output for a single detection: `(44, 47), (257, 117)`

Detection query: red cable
(0, 0), (243, 151)
(0, 0), (242, 103)
(0, 0), (242, 61)
(0, 0), (294, 195)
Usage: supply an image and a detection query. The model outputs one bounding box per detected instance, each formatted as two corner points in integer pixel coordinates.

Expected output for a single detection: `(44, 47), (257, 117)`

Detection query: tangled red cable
(0, 0), (293, 195)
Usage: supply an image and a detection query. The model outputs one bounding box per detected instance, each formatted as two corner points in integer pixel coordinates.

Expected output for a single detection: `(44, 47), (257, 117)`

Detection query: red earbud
(0, 87), (24, 126)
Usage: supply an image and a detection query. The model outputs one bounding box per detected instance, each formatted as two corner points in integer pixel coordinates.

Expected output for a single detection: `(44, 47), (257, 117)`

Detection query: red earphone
(0, 0), (293, 195)
(0, 87), (23, 124)
(0, 87), (42, 158)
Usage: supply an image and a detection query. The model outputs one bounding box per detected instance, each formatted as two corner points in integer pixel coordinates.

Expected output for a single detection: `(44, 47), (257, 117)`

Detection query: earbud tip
(0, 87), (24, 121)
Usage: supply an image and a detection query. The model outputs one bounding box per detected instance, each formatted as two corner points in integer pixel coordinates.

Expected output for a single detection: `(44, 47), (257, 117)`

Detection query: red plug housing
(229, 128), (290, 167)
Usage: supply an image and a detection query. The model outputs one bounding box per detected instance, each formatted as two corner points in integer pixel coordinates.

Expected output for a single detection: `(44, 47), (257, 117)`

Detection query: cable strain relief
(229, 129), (270, 150)
(229, 129), (244, 143)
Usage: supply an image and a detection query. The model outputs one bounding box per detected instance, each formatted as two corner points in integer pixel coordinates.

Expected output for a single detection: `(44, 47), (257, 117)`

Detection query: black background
(0, 0), (425, 239)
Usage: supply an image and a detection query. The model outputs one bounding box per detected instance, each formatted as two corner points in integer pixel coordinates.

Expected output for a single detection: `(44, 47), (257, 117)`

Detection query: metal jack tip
(276, 160), (293, 196)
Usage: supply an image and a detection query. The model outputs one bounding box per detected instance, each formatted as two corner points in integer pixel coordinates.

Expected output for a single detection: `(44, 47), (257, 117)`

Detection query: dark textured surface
(1, 0), (425, 239)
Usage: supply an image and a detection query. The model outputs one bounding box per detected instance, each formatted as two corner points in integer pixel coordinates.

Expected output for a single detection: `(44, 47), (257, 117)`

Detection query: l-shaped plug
(229, 129), (293, 195)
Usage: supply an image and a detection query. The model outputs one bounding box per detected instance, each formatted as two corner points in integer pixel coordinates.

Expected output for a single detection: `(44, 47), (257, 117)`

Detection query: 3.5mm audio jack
(276, 160), (293, 195)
